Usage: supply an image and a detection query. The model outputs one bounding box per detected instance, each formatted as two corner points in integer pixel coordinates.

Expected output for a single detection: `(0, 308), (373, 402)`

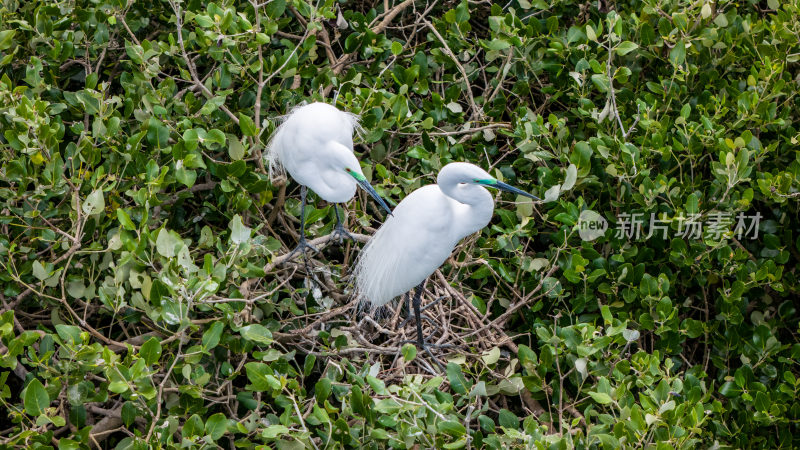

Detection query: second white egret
(266, 102), (392, 256)
(353, 162), (540, 367)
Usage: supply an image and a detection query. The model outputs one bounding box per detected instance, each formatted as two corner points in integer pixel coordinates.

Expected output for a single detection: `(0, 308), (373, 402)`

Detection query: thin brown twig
(422, 18), (483, 121)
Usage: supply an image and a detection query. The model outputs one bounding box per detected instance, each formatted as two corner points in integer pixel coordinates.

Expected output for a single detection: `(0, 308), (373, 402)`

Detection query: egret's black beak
(355, 177), (394, 216)
(492, 181), (541, 201)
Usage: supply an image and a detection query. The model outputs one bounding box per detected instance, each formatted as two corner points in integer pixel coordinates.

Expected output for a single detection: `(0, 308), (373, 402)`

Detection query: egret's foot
(426, 295), (448, 311)
(400, 295), (447, 328)
(286, 238), (319, 262)
(424, 346), (446, 372)
(330, 224), (356, 245)
(399, 312), (437, 330)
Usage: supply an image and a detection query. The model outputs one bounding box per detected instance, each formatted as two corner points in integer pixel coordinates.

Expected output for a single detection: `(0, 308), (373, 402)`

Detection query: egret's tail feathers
(353, 291), (394, 321)
(352, 225), (400, 310)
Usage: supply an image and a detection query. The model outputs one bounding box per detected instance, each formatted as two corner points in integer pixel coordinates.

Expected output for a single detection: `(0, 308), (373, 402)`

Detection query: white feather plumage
(264, 102), (363, 197)
(354, 163), (499, 308)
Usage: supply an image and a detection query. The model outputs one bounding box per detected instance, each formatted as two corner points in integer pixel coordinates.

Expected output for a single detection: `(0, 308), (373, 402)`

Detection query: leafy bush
(1, 0), (799, 448)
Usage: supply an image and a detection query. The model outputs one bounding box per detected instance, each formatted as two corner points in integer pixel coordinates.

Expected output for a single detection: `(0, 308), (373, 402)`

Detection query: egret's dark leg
(399, 293), (446, 329)
(287, 186), (319, 261)
(330, 204), (356, 244)
(412, 284), (425, 349)
(411, 282), (447, 371)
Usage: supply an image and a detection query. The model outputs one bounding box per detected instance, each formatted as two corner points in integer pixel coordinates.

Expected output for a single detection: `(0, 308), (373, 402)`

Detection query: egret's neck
(437, 169), (495, 239)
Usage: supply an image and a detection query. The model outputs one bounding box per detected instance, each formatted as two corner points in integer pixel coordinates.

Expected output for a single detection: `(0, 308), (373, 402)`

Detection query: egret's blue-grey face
(344, 167), (393, 216)
(473, 177), (540, 200)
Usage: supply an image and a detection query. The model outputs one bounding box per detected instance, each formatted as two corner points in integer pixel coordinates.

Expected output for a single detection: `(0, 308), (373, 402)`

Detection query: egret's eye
(345, 168), (351, 172)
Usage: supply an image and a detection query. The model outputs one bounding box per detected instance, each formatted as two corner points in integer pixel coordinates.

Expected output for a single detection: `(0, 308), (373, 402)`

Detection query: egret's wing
(354, 185), (458, 307)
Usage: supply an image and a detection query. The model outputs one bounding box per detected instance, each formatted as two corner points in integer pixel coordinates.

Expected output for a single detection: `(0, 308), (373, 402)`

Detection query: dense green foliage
(1, 0), (800, 447)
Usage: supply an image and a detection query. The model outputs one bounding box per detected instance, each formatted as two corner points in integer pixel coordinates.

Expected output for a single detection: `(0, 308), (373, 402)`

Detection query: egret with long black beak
(353, 162), (540, 368)
(265, 102), (393, 256)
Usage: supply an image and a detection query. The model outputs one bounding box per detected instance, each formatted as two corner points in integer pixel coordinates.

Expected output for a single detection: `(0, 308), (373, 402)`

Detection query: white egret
(265, 102), (393, 256)
(353, 162), (540, 367)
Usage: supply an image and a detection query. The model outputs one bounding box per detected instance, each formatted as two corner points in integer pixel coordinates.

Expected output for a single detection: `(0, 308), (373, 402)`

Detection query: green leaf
(183, 414), (204, 438)
(116, 209), (136, 231)
(82, 190), (105, 216)
(195, 14), (214, 27)
(239, 324), (272, 344)
(124, 40), (144, 64)
(544, 184), (560, 203)
(24, 379), (49, 416)
(177, 245), (198, 273)
(391, 41), (403, 55)
(615, 41), (638, 55)
(32, 261), (49, 281)
(481, 346), (501, 365)
(586, 24), (597, 42)
(486, 38), (511, 50)
(229, 139), (246, 160)
(622, 329), (640, 343)
(315, 377), (332, 402)
(262, 424), (290, 438)
(183, 129), (200, 151)
(205, 413), (227, 440)
(146, 118), (169, 148)
(437, 420), (466, 436)
(590, 74), (610, 93)
(238, 113), (257, 136)
(446, 363), (470, 394)
(58, 439), (80, 450)
(229, 214), (252, 245)
(401, 343), (417, 361)
(498, 409), (519, 428)
(562, 164), (577, 191)
(304, 355), (316, 376)
(680, 103), (691, 119)
(156, 228), (183, 258)
(205, 128), (227, 147)
(121, 402), (137, 427)
(108, 381), (129, 394)
(55, 324), (82, 345)
(0, 30), (15, 50)
(245, 362), (273, 391)
(701, 3), (712, 18)
(601, 305), (612, 323)
(175, 167), (197, 188)
(589, 391), (613, 404)
(446, 102), (463, 114)
(140, 337), (162, 365)
(669, 40), (686, 66)
(202, 322), (224, 351)
(720, 381), (740, 397)
(686, 193), (699, 214)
